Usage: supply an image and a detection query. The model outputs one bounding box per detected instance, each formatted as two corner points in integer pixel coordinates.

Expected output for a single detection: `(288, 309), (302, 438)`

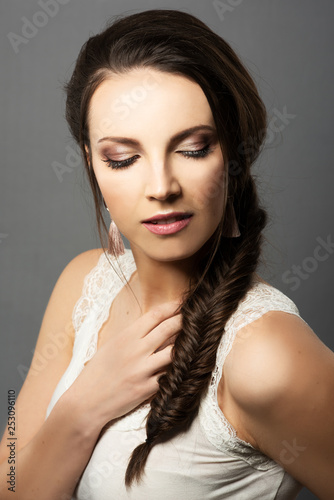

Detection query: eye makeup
(98, 129), (218, 170)
(101, 143), (215, 170)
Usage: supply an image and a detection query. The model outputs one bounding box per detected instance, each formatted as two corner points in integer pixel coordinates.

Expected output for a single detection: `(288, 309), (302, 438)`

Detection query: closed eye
(101, 155), (140, 170)
(177, 144), (213, 159)
(101, 144), (214, 170)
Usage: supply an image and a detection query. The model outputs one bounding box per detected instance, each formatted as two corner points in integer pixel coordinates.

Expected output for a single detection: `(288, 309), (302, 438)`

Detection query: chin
(144, 240), (211, 262)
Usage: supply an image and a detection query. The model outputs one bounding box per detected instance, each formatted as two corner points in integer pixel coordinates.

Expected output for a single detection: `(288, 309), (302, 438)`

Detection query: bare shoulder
(223, 309), (334, 498)
(42, 247), (105, 341)
(224, 309), (332, 409)
(222, 311), (299, 428)
(0, 248), (105, 463)
(54, 248), (105, 311)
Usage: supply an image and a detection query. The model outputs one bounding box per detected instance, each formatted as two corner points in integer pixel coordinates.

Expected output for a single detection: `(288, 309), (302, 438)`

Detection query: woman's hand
(65, 301), (182, 431)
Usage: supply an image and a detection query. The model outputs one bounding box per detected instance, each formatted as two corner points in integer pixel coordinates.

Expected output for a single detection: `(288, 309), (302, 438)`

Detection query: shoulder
(0, 249), (106, 460)
(224, 306), (329, 409)
(41, 248), (105, 343)
(223, 294), (334, 497)
(57, 248), (105, 288)
(224, 281), (331, 409)
(54, 248), (105, 302)
(26, 248), (105, 403)
(34, 247), (106, 373)
(224, 279), (300, 343)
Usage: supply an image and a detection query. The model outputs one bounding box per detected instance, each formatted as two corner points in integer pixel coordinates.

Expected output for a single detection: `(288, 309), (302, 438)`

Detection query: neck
(128, 247), (200, 314)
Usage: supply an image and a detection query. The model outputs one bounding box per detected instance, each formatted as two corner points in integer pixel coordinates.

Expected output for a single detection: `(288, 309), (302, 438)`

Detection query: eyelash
(101, 144), (213, 170)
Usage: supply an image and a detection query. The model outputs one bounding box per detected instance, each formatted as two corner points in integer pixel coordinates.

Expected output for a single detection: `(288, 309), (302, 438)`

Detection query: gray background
(1, 1), (333, 498)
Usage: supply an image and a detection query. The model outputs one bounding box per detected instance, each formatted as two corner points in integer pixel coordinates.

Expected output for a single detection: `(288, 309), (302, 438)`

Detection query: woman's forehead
(87, 68), (215, 145)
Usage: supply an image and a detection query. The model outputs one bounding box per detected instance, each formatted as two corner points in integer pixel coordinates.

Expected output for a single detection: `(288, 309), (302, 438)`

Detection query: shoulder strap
(219, 282), (301, 367)
(71, 249), (136, 353)
(45, 250), (136, 416)
(71, 251), (110, 334)
(198, 282), (303, 468)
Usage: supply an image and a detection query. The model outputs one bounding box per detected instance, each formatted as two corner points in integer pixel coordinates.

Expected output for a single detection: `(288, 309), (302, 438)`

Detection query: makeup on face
(88, 70), (226, 260)
(95, 126), (218, 170)
(141, 212), (194, 235)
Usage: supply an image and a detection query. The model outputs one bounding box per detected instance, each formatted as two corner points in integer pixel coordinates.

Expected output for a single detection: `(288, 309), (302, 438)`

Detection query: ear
(84, 144), (91, 167)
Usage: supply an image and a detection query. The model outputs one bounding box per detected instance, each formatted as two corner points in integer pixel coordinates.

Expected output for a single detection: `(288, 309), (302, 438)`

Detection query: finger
(146, 314), (182, 351)
(149, 344), (174, 373)
(134, 301), (182, 339)
(153, 333), (177, 353)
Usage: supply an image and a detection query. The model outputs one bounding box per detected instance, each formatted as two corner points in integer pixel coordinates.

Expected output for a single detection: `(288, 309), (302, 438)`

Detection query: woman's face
(87, 67), (226, 262)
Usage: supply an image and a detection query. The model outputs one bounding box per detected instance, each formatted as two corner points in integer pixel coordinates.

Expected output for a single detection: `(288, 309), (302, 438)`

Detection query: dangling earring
(222, 202), (241, 238)
(104, 204), (125, 256)
(108, 218), (126, 256)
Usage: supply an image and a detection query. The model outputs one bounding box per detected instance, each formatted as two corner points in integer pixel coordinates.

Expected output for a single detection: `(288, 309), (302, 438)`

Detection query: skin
(85, 68), (334, 498)
(86, 67), (228, 314)
(0, 67), (332, 499)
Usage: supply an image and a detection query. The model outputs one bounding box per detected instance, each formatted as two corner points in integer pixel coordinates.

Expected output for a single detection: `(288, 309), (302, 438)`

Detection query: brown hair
(64, 9), (268, 488)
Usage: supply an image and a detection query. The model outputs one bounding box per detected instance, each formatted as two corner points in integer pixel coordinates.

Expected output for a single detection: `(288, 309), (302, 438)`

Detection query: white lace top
(45, 248), (304, 499)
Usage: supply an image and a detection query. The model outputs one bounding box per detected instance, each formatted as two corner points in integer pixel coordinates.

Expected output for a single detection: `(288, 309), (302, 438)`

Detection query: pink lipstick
(141, 212), (193, 235)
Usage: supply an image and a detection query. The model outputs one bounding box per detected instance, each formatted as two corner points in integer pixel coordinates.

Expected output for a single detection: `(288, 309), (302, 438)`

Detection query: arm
(1, 393), (103, 500)
(0, 249), (181, 499)
(0, 249), (104, 499)
(223, 311), (334, 500)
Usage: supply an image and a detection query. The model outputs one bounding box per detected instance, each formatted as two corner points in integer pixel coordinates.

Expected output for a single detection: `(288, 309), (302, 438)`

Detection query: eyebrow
(97, 124), (216, 148)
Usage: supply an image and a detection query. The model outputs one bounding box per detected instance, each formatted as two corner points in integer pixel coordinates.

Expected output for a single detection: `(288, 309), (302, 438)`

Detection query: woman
(0, 9), (333, 500)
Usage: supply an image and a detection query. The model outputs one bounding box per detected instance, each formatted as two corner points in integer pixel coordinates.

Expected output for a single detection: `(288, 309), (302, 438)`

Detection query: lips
(142, 214), (193, 235)
(142, 212), (193, 224)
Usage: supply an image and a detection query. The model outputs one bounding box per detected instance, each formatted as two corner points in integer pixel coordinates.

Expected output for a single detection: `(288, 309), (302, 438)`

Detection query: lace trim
(71, 249), (136, 366)
(72, 251), (118, 332)
(70, 249), (304, 463)
(199, 282), (301, 469)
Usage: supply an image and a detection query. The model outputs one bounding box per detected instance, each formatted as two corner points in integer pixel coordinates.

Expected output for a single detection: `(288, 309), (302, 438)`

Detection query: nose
(144, 160), (182, 201)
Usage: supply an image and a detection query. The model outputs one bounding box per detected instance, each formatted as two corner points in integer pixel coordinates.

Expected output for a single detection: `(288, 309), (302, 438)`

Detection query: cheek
(188, 160), (226, 212)
(91, 161), (125, 213)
